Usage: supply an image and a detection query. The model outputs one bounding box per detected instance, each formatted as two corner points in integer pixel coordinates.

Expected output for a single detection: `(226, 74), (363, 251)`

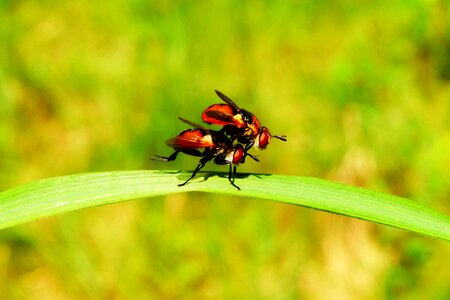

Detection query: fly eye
(258, 128), (271, 149)
(232, 146), (244, 164)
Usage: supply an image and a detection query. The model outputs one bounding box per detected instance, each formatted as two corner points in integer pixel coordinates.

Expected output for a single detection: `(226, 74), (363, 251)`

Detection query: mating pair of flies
(153, 90), (287, 190)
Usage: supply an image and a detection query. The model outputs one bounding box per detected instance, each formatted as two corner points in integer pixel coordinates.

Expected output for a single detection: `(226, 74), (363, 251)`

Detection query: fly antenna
(273, 134), (287, 141)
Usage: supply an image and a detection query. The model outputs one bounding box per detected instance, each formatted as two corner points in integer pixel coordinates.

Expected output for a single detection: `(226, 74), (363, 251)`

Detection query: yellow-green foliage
(0, 1), (449, 299)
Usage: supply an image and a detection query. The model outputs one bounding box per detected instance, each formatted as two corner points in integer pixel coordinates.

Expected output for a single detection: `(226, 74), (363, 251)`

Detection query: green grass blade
(0, 170), (449, 241)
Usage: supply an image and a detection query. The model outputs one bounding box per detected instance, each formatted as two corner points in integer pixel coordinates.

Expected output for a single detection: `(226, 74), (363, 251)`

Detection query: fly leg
(227, 164), (241, 191)
(244, 141), (254, 152)
(246, 152), (259, 162)
(153, 149), (202, 162)
(179, 156), (211, 187)
(152, 151), (180, 162)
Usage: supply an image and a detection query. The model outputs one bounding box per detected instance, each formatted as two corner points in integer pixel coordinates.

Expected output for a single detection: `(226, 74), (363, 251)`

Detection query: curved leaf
(0, 170), (449, 241)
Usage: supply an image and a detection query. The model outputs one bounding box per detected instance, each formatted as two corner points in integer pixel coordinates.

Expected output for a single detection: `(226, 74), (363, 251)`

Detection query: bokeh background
(1, 0), (449, 299)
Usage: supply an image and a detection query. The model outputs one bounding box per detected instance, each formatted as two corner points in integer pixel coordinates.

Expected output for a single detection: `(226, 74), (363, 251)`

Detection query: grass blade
(0, 170), (449, 241)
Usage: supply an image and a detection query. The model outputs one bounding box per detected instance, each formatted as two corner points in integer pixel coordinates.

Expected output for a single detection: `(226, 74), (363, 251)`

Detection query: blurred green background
(1, 0), (449, 299)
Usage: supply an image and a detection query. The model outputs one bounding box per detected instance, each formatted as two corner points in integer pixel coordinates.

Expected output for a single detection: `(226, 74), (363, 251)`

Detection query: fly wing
(202, 104), (243, 127)
(165, 129), (215, 149)
(178, 117), (209, 130)
(215, 90), (240, 110)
